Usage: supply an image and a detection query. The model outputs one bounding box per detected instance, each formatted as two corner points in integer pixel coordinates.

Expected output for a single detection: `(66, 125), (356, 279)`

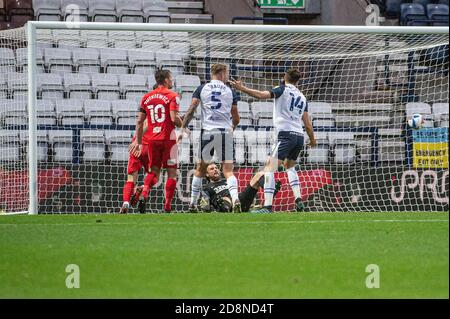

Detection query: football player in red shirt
(126, 69), (182, 213)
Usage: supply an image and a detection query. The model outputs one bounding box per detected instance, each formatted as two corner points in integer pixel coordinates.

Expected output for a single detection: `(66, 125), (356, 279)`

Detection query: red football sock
(122, 181), (135, 203)
(164, 178), (177, 211)
(142, 172), (158, 199)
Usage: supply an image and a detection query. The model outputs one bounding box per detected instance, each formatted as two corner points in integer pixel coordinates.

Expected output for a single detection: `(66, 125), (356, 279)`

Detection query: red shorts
(148, 139), (178, 169)
(127, 144), (150, 174)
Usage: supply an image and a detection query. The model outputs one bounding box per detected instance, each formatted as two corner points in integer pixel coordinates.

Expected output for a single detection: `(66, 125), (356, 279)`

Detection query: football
(408, 113), (424, 129)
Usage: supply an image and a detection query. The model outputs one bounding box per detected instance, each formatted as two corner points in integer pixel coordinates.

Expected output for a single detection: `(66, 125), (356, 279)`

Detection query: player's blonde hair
(210, 63), (228, 75)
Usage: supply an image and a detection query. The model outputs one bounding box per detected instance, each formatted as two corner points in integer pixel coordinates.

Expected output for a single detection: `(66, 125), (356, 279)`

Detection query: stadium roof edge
(26, 22), (449, 35)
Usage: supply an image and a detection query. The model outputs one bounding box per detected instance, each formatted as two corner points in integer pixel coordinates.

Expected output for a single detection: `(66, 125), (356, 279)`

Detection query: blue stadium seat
(412, 0), (433, 8)
(385, 0), (403, 18)
(401, 3), (428, 25)
(427, 3), (449, 25)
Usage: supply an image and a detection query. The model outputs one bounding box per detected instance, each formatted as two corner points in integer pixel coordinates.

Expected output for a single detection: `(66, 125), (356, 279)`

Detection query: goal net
(0, 23), (448, 214)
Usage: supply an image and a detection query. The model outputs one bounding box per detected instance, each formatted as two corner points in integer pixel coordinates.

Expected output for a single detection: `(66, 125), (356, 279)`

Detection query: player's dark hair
(211, 63), (228, 75)
(285, 69), (301, 84)
(154, 69), (172, 85)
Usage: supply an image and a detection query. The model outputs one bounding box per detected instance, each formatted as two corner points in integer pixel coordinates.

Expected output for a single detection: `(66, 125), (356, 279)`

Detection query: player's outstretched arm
(302, 111), (317, 147)
(181, 98), (200, 129)
(229, 79), (272, 100)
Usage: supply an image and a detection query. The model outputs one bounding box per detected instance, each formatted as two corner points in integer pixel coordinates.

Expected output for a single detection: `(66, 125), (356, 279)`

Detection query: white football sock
(226, 175), (239, 204)
(287, 167), (301, 200)
(264, 172), (275, 207)
(190, 176), (203, 205)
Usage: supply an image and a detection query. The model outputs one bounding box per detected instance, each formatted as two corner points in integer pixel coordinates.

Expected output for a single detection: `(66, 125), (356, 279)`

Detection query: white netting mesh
(0, 25), (448, 214)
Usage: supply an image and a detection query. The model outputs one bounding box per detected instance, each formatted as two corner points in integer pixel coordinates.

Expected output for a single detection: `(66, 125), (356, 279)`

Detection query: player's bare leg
(121, 171), (138, 214)
(222, 161), (241, 213)
(164, 168), (178, 213)
(284, 159), (304, 212)
(139, 167), (161, 214)
(189, 161), (208, 212)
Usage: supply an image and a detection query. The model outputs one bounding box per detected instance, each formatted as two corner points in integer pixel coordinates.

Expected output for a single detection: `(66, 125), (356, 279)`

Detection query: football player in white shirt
(230, 69), (317, 213)
(179, 63), (241, 213)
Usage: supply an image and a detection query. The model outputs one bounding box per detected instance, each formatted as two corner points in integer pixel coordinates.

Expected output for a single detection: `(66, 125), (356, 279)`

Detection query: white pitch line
(0, 219), (448, 227)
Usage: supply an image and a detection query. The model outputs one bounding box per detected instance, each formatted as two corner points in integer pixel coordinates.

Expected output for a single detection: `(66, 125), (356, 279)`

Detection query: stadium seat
(245, 129), (272, 164)
(119, 74), (148, 100)
(105, 130), (133, 162)
(308, 102), (336, 127)
(307, 139), (330, 164)
(84, 100), (113, 125)
(20, 130), (49, 162)
(179, 95), (191, 113)
(0, 98), (26, 126)
(255, 113), (273, 127)
(379, 139), (405, 162)
(0, 1), (6, 22)
(37, 73), (64, 99)
(56, 99), (85, 126)
(88, 0), (116, 22)
(0, 130), (21, 162)
(0, 76), (7, 98)
(135, 31), (163, 47)
(15, 47), (45, 73)
(100, 48), (129, 74)
(0, 47), (15, 73)
(112, 100), (137, 126)
(143, 0), (170, 23)
(85, 30), (109, 48)
(155, 50), (184, 76)
(175, 75), (200, 93)
(61, 0), (88, 22)
(329, 133), (357, 164)
(401, 3), (428, 26)
(433, 103), (449, 127)
(427, 4), (449, 25)
(138, 40), (164, 53)
(44, 47), (73, 74)
(128, 51), (157, 75)
(6, 0), (34, 27)
(116, 0), (144, 23)
(49, 130), (73, 161)
(7, 72), (28, 98)
(413, 0), (433, 7)
(64, 73), (92, 99)
(147, 75), (156, 90)
(250, 101), (272, 118)
(385, 0), (403, 18)
(33, 0), (62, 21)
(36, 99), (57, 126)
(234, 129), (246, 164)
(91, 74), (120, 100)
(168, 42), (190, 59)
(237, 101), (252, 125)
(53, 30), (82, 48)
(80, 130), (106, 162)
(111, 31), (137, 49)
(72, 48), (101, 74)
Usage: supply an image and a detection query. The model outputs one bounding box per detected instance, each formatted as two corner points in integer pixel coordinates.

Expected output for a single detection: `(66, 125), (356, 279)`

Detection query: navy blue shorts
(199, 129), (234, 163)
(271, 131), (304, 161)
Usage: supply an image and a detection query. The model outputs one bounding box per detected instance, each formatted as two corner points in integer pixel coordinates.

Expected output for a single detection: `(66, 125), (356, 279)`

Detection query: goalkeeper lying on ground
(199, 163), (281, 213)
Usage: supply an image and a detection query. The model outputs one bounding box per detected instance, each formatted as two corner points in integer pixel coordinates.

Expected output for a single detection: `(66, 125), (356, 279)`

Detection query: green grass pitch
(0, 212), (448, 298)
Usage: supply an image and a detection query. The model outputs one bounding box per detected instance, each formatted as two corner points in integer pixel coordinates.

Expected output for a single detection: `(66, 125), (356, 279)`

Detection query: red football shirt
(140, 86), (180, 143)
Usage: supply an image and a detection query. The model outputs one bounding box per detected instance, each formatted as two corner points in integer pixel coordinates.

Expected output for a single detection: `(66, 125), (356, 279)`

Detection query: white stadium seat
(64, 73), (92, 99)
(91, 74), (120, 100)
(33, 0), (62, 21)
(44, 48), (73, 74)
(81, 130), (106, 162)
(72, 48), (101, 74)
(56, 99), (85, 126)
(36, 99), (57, 126)
(129, 51), (157, 75)
(119, 74), (148, 100)
(84, 100), (113, 125)
(0, 130), (21, 162)
(144, 0), (170, 23)
(88, 0), (117, 22)
(100, 48), (129, 74)
(116, 0), (144, 23)
(16, 47), (45, 73)
(61, 0), (89, 22)
(105, 130), (134, 161)
(7, 72), (28, 98)
(37, 73), (64, 99)
(175, 75), (200, 93)
(49, 130), (73, 162)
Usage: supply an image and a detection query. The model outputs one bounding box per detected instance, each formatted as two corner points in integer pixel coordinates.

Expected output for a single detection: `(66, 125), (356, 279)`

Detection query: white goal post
(1, 22), (448, 214)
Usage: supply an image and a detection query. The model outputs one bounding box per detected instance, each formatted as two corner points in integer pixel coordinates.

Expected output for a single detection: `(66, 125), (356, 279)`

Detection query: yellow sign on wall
(413, 142), (448, 168)
(413, 128), (448, 169)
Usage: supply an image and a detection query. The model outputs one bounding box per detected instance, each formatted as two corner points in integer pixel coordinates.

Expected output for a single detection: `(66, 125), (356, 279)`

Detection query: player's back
(193, 80), (238, 131)
(141, 86), (179, 141)
(273, 84), (308, 134)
